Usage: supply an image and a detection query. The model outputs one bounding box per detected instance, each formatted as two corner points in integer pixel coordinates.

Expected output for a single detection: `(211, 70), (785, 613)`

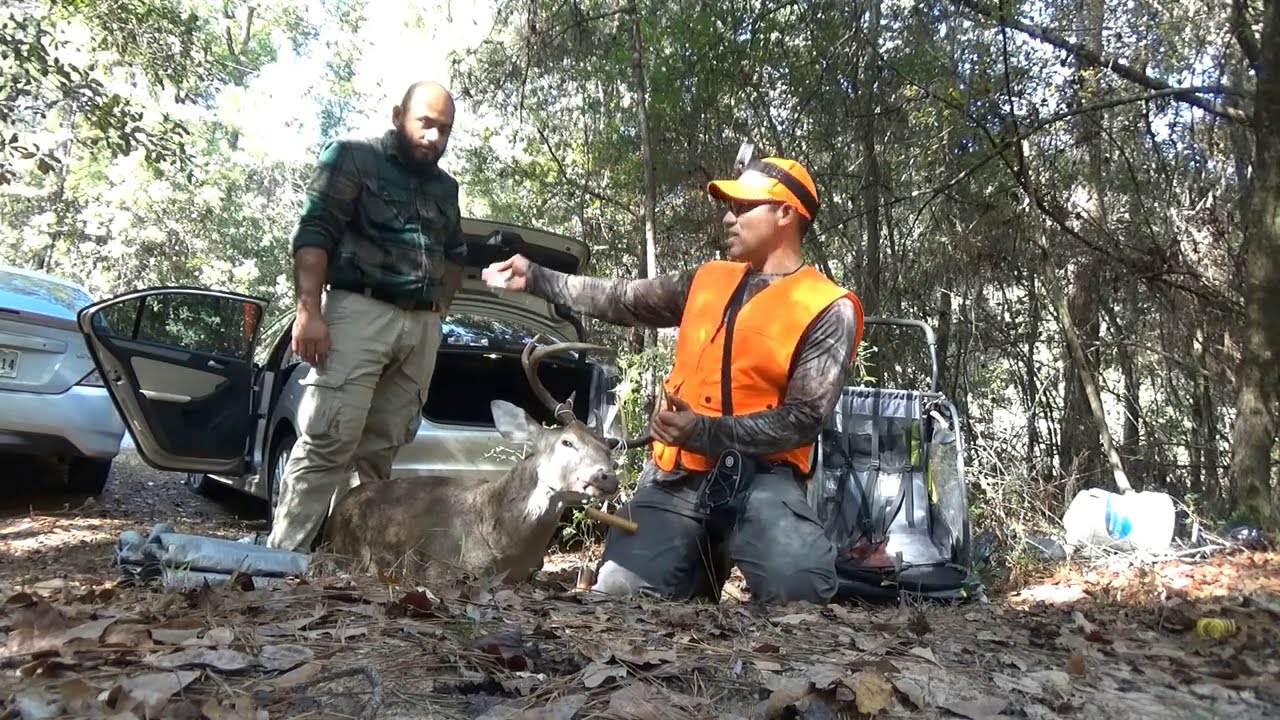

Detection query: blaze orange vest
(652, 261), (863, 476)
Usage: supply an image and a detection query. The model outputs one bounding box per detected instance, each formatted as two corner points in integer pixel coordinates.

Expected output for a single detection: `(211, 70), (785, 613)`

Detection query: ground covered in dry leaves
(2, 450), (1278, 719)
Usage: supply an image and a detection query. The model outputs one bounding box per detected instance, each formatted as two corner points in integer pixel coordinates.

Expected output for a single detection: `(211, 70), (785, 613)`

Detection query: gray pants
(592, 462), (838, 604)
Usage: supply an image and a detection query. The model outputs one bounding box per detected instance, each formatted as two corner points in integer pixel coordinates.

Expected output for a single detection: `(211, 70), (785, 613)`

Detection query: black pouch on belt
(697, 449), (759, 530)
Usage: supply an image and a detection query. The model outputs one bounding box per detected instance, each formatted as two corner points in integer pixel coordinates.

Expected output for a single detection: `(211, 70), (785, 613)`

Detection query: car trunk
(0, 312), (95, 395)
(416, 220), (602, 428)
(423, 347), (597, 428)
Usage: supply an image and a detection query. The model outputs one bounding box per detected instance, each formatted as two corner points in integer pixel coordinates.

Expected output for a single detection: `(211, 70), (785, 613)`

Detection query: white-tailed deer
(320, 337), (651, 584)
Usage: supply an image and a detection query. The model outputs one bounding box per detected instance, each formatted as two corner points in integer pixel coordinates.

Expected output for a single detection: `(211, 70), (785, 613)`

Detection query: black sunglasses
(727, 200), (778, 217)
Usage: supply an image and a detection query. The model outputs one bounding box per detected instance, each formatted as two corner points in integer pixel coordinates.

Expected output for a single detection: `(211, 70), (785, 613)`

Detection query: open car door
(77, 288), (270, 475)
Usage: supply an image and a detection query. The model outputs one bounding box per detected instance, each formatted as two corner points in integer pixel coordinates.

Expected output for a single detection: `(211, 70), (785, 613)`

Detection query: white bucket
(1062, 488), (1176, 554)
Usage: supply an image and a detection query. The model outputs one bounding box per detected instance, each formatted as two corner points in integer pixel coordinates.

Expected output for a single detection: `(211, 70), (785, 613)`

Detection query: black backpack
(805, 318), (983, 603)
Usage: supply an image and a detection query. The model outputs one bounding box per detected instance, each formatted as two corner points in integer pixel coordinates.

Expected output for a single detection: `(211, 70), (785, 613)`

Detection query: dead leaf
(1071, 611), (1098, 634)
(582, 660), (627, 688)
(257, 644), (314, 672)
(752, 659), (784, 672)
(479, 694), (588, 720)
(103, 623), (155, 648)
(846, 669), (893, 716)
(109, 670), (200, 718)
(907, 646), (937, 663)
(12, 689), (61, 719)
(147, 646), (256, 672)
(757, 676), (815, 720)
(939, 697), (1008, 720)
(301, 626), (368, 642)
(60, 678), (103, 714)
(805, 663), (846, 689)
(4, 597), (70, 657)
(472, 627), (531, 671)
(889, 674), (928, 709)
(387, 589), (440, 619)
(201, 695), (269, 720)
(773, 613), (813, 626)
(263, 661), (322, 690)
(206, 627), (234, 645)
(494, 589), (524, 610)
(611, 643), (676, 666)
(63, 616), (117, 643)
(1067, 648), (1087, 677)
(754, 642), (781, 654)
(149, 628), (203, 646)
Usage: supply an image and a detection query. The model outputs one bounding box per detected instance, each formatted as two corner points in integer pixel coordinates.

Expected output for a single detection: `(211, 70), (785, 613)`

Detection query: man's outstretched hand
(482, 254), (531, 291)
(650, 393), (698, 447)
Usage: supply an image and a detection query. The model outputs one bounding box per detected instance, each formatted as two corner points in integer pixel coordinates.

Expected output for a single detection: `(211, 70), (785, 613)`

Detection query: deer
(319, 336), (652, 586)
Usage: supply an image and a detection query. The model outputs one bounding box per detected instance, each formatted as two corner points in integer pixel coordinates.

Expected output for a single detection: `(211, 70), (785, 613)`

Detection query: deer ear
(492, 400), (542, 443)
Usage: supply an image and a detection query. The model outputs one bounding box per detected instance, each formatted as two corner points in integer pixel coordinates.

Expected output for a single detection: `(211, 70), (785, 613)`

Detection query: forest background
(3, 0), (1277, 562)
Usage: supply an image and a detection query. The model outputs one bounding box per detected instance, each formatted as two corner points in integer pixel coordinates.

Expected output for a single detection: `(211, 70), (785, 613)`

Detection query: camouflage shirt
(526, 263), (860, 479)
(290, 129), (467, 303)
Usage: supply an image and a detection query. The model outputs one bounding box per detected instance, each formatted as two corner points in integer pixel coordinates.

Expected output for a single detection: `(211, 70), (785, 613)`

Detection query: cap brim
(707, 179), (773, 203)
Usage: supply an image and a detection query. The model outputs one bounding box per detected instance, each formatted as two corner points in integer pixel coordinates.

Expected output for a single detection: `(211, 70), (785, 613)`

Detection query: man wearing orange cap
(483, 154), (863, 605)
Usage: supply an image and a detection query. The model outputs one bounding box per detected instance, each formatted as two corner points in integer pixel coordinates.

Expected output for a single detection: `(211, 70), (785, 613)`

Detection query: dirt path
(1, 451), (1278, 719)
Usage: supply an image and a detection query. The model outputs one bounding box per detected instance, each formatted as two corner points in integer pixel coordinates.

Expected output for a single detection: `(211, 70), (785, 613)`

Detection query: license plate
(0, 348), (18, 379)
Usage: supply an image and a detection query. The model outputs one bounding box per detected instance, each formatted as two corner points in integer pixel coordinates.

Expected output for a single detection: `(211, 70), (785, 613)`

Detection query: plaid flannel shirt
(290, 129), (467, 303)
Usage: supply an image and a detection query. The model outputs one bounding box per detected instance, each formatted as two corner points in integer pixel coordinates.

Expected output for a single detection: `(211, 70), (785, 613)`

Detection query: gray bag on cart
(806, 319), (981, 603)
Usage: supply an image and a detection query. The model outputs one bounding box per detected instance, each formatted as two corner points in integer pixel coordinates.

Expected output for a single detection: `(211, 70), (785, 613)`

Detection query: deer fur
(321, 399), (620, 585)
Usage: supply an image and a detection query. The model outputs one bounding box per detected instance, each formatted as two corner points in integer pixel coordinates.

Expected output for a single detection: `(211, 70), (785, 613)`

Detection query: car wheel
(67, 458), (111, 495)
(184, 471), (215, 496)
(268, 429), (297, 514)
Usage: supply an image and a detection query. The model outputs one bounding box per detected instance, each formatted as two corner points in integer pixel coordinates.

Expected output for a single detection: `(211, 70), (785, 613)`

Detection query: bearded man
(266, 80), (464, 552)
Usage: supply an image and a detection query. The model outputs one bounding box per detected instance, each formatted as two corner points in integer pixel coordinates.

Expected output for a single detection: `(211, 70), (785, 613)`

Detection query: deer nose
(590, 468), (619, 494)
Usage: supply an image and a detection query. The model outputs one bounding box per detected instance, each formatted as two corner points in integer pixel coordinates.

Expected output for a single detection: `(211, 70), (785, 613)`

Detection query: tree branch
(532, 120), (637, 220)
(948, 0), (1252, 125)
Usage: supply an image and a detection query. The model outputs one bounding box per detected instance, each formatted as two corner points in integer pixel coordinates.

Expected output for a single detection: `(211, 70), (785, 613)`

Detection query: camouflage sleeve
(291, 139), (362, 256)
(685, 296), (859, 459)
(525, 263), (695, 328)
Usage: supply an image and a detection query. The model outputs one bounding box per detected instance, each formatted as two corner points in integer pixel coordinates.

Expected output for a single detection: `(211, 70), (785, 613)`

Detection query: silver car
(0, 265), (126, 493)
(71, 219), (625, 512)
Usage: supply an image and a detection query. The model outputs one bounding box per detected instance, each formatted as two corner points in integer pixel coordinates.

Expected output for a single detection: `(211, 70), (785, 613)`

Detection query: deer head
(485, 336), (648, 505)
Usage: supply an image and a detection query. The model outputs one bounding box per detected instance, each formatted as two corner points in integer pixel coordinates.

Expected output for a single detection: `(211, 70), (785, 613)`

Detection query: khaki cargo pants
(266, 289), (442, 553)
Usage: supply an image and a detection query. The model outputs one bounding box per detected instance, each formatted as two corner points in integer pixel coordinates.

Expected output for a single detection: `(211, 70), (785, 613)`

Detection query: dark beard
(394, 128), (439, 174)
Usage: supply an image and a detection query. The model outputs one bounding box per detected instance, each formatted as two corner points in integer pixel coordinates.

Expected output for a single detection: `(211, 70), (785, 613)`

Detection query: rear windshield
(0, 268), (93, 318)
(442, 312), (550, 352)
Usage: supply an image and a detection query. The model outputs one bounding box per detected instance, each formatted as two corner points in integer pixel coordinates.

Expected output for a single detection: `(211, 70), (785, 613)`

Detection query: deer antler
(607, 433), (654, 451)
(522, 336), (609, 423)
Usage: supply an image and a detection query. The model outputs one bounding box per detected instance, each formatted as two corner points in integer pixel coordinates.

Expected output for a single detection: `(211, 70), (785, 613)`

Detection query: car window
(441, 312), (557, 352)
(95, 293), (262, 361)
(0, 268), (93, 315)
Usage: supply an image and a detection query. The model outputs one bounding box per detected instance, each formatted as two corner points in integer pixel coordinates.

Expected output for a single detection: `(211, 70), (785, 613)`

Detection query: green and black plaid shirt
(290, 129), (467, 304)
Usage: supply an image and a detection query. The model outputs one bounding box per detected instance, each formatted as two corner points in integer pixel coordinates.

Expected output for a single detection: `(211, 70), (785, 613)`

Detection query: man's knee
(589, 487), (711, 600)
(732, 470), (839, 604)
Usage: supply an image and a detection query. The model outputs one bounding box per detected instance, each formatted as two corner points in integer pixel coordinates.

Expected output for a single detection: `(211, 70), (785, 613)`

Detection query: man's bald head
(400, 80), (455, 114)
(391, 80), (456, 173)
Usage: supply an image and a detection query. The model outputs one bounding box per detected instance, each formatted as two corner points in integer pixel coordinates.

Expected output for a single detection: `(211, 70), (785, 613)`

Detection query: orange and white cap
(707, 157), (820, 220)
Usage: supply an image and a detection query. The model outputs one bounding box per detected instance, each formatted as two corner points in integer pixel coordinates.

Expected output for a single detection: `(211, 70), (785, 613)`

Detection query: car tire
(185, 472), (216, 496)
(67, 458), (111, 495)
(268, 429), (297, 514)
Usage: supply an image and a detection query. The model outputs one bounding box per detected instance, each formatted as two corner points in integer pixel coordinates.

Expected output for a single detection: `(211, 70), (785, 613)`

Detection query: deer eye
(561, 438), (575, 449)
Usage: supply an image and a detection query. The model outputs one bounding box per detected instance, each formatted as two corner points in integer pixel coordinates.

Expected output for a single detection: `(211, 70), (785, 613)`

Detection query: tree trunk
(1228, 0), (1280, 526)
(1041, 249), (1134, 495)
(628, 1), (658, 350)
(858, 0), (883, 316)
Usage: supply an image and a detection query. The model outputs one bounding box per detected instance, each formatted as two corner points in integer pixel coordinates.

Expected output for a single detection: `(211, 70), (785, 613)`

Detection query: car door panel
(77, 288), (270, 475)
